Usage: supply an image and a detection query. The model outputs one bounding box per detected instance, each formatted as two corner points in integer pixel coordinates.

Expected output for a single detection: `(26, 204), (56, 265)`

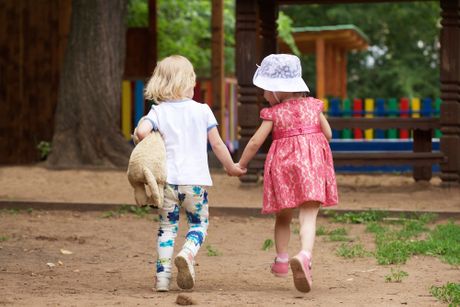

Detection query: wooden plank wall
(0, 0), (71, 164)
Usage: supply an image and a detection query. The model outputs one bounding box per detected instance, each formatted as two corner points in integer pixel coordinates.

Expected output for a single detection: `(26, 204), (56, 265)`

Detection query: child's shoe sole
(175, 255), (194, 290)
(289, 257), (312, 293)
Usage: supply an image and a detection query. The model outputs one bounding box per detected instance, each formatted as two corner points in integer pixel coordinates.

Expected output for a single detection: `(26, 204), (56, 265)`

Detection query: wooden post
(440, 0), (460, 185)
(148, 0), (157, 74)
(316, 37), (325, 99)
(413, 129), (433, 181)
(236, 0), (261, 183)
(211, 0), (225, 138)
(340, 49), (348, 99)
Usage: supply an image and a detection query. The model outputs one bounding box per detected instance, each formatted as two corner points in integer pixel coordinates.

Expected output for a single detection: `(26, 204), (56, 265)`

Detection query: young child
(135, 55), (245, 292)
(238, 54), (338, 293)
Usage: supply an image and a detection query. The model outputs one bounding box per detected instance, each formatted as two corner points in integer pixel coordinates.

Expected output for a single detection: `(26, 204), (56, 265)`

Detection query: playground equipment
(279, 25), (369, 99)
(120, 78), (239, 152)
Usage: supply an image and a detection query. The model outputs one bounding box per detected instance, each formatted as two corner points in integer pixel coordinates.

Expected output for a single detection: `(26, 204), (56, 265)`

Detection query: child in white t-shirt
(135, 55), (245, 292)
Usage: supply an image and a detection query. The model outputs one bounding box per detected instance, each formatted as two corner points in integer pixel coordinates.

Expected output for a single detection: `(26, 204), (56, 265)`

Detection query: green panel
(387, 98), (398, 139)
(342, 98), (352, 139)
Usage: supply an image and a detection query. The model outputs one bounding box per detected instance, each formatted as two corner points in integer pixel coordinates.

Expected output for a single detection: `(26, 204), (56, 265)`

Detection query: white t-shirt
(145, 99), (218, 186)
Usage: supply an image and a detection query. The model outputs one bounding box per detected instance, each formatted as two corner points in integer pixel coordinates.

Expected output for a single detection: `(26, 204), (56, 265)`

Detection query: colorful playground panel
(121, 79), (239, 151)
(121, 82), (441, 173)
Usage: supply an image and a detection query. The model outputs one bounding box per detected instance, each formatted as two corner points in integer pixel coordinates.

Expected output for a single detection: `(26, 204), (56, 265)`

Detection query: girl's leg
(179, 185), (209, 257)
(155, 185), (180, 291)
(270, 209), (293, 277)
(174, 185), (209, 289)
(289, 201), (320, 293)
(298, 201), (321, 253)
(274, 208), (293, 255)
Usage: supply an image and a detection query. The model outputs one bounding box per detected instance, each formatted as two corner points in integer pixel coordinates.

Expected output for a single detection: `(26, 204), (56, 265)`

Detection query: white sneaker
(174, 250), (195, 289)
(155, 274), (170, 292)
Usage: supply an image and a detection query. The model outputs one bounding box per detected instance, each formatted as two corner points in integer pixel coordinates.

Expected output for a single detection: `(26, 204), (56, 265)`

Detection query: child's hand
(226, 163), (247, 177)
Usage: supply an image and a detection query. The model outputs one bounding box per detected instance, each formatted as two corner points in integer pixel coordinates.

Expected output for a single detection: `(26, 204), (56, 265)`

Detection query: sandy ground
(0, 165), (459, 212)
(1, 210), (458, 306)
(0, 165), (459, 306)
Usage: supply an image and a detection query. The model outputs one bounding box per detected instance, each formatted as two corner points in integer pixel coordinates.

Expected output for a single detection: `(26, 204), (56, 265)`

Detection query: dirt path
(0, 166), (459, 213)
(0, 210), (457, 306)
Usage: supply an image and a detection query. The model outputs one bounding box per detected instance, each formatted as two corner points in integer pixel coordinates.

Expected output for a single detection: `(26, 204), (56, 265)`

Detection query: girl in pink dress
(238, 54), (338, 293)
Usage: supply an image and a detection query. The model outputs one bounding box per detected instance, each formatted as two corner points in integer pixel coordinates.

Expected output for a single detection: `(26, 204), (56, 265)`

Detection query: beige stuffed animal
(127, 118), (167, 208)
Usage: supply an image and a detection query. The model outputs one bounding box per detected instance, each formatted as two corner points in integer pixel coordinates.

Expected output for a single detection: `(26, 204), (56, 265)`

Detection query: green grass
(316, 225), (327, 236)
(375, 221), (460, 265)
(332, 210), (388, 224)
(0, 236), (9, 242)
(262, 238), (274, 251)
(336, 243), (371, 258)
(385, 268), (408, 283)
(317, 227), (350, 241)
(102, 205), (152, 218)
(430, 282), (460, 306)
(206, 245), (221, 256)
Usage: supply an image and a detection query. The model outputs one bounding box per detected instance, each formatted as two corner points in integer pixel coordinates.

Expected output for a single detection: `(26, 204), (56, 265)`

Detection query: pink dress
(260, 97), (338, 214)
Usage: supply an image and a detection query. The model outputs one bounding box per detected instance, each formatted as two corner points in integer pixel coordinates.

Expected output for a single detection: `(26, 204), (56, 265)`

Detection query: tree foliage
(280, 2), (441, 98)
(128, 1), (441, 98)
(127, 0), (235, 77)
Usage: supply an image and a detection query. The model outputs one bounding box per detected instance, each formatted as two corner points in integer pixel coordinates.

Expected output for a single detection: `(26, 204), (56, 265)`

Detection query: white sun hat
(253, 54), (310, 93)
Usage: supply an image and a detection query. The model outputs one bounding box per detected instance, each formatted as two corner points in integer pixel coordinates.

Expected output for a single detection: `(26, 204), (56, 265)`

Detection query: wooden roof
(279, 25), (369, 53)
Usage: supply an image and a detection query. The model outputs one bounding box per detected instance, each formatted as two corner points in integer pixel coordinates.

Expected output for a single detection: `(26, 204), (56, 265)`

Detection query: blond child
(136, 55), (245, 292)
(238, 54), (338, 293)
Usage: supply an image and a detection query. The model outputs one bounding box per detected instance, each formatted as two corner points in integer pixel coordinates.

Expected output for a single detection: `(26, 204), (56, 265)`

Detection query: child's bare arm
(319, 113), (332, 141)
(239, 120), (273, 169)
(208, 127), (246, 176)
(135, 119), (154, 141)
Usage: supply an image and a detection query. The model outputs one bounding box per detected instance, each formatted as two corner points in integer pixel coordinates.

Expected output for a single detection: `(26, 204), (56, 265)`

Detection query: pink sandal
(289, 251), (312, 293)
(270, 259), (289, 277)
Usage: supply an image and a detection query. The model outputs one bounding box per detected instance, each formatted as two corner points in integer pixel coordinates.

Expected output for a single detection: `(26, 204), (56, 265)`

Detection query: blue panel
(331, 139), (440, 173)
(330, 98), (341, 139)
(421, 97), (432, 117)
(134, 80), (145, 125)
(375, 98), (385, 139)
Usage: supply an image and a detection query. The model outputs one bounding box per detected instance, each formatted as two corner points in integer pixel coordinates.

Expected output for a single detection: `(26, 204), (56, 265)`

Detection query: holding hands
(226, 163), (247, 177)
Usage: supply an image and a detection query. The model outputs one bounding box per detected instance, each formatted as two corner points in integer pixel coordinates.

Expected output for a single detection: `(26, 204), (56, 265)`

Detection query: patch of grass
(102, 205), (152, 218)
(0, 208), (20, 215)
(0, 236), (9, 242)
(206, 245), (221, 256)
(365, 222), (387, 234)
(316, 225), (327, 236)
(262, 238), (274, 251)
(385, 268), (408, 283)
(332, 210), (388, 224)
(336, 243), (371, 258)
(37, 141), (52, 160)
(375, 220), (460, 265)
(329, 234), (350, 242)
(329, 227), (348, 236)
(430, 282), (460, 306)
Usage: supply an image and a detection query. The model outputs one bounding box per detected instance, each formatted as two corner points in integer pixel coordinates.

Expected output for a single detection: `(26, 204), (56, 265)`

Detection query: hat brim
(253, 75), (310, 93)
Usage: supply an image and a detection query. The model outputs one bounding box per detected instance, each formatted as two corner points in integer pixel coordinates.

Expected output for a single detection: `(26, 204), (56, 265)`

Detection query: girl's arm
(319, 113), (332, 141)
(238, 120), (273, 169)
(208, 127), (246, 176)
(135, 119), (153, 142)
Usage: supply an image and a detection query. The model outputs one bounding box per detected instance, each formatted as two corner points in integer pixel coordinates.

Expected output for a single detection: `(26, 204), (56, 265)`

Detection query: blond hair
(144, 55), (196, 103)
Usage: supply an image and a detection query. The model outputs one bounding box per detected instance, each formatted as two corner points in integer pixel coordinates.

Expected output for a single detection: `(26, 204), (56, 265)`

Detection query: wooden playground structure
(235, 0), (460, 185)
(1, 0), (459, 186)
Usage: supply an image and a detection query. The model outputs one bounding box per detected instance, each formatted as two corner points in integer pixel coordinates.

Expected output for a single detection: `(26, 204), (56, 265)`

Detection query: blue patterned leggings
(156, 184), (209, 277)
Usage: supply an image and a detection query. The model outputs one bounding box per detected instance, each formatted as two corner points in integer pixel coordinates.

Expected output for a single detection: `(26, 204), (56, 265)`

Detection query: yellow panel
(121, 81), (132, 140)
(364, 98), (374, 140)
(411, 98), (420, 118)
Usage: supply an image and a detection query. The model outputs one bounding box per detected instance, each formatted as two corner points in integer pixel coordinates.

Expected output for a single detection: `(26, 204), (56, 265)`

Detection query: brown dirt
(0, 165), (459, 306)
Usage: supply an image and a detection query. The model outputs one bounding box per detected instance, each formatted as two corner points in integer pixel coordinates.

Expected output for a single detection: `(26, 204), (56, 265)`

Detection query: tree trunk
(48, 0), (132, 168)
